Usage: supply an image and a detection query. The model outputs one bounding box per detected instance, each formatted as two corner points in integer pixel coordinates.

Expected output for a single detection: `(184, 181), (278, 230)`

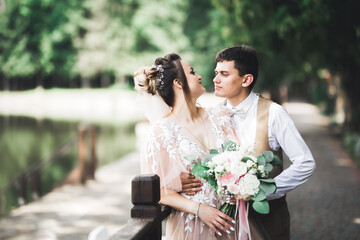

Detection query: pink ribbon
(235, 199), (251, 240)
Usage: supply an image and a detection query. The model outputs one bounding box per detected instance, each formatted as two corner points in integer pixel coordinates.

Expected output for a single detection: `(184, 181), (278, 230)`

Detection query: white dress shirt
(226, 92), (316, 200)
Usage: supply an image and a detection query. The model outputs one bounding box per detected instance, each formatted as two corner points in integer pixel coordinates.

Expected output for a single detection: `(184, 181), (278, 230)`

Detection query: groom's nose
(213, 74), (220, 83)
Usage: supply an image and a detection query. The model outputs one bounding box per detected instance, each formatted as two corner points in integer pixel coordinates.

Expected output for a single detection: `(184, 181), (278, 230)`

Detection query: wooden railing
(0, 124), (97, 217)
(110, 174), (171, 240)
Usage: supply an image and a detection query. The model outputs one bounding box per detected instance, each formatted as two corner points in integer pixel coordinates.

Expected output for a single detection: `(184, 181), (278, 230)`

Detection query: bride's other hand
(198, 203), (235, 236)
(180, 173), (202, 195)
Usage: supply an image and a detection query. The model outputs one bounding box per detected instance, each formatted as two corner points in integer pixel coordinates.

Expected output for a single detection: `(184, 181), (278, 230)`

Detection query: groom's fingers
(181, 177), (201, 184)
(180, 174), (202, 195)
(181, 187), (202, 195)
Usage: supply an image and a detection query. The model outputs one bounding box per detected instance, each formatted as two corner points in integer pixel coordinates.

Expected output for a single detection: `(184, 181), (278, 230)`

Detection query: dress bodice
(141, 107), (237, 239)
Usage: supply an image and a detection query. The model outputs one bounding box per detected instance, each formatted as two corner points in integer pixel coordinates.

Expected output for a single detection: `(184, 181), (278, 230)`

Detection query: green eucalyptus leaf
(262, 151), (274, 162)
(251, 189), (267, 201)
(272, 155), (282, 166)
(184, 155), (197, 162)
(223, 141), (237, 151)
(260, 183), (276, 194)
(201, 154), (214, 166)
(264, 163), (273, 172)
(252, 200), (270, 214)
(192, 163), (209, 178)
(210, 149), (219, 154)
(242, 156), (253, 162)
(257, 155), (266, 165)
(259, 178), (275, 183)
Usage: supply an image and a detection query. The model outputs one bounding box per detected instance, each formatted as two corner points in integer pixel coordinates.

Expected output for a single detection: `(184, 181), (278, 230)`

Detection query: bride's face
(180, 60), (206, 99)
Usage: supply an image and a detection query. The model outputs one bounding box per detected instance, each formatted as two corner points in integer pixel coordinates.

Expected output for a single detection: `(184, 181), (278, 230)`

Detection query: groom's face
(213, 60), (245, 100)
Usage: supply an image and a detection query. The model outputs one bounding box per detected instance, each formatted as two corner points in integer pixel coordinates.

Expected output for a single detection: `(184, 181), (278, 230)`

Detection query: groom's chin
(214, 91), (223, 97)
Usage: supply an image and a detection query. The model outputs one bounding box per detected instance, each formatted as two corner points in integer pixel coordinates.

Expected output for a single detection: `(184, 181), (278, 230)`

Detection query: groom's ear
(242, 74), (254, 88)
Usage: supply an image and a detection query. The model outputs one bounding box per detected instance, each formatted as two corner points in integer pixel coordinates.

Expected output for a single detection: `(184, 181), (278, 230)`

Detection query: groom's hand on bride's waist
(180, 173), (202, 195)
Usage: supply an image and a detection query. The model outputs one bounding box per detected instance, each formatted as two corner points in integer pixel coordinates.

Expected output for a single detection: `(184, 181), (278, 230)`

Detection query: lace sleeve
(140, 121), (188, 195)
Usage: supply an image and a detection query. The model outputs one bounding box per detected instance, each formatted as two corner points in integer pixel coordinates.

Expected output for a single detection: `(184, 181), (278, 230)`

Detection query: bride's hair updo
(134, 53), (197, 118)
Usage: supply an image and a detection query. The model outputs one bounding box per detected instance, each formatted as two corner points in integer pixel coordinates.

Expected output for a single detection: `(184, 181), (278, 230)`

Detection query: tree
(0, 0), (88, 89)
(210, 0), (360, 131)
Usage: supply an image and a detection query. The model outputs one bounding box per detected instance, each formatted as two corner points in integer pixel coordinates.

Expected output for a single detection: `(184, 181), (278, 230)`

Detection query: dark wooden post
(31, 170), (41, 200)
(131, 174), (161, 239)
(18, 174), (27, 205)
(0, 192), (5, 217)
(78, 125), (87, 184)
(110, 174), (171, 240)
(88, 125), (97, 180)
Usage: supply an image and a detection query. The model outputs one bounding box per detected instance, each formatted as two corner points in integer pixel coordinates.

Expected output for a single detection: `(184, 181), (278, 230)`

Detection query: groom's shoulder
(257, 94), (285, 111)
(268, 101), (292, 123)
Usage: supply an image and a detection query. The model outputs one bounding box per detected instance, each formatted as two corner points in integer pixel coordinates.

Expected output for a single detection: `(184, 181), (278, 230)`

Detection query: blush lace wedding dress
(141, 107), (238, 240)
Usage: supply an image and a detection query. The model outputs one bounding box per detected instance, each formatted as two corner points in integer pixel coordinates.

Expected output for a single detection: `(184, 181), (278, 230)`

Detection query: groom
(181, 45), (316, 239)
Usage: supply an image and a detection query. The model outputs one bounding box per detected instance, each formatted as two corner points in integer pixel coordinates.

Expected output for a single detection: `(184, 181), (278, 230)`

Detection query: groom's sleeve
(266, 104), (316, 201)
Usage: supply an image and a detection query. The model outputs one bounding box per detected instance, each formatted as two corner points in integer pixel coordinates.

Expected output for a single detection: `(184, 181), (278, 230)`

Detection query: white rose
(238, 174), (260, 197)
(227, 183), (240, 195)
(230, 161), (247, 177)
(228, 151), (244, 163)
(212, 152), (227, 165)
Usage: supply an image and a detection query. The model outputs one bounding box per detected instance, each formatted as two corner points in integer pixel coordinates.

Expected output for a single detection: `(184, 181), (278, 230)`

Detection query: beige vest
(254, 96), (283, 178)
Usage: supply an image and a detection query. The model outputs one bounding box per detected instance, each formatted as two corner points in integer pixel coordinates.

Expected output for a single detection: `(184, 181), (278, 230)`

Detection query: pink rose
(219, 172), (238, 186)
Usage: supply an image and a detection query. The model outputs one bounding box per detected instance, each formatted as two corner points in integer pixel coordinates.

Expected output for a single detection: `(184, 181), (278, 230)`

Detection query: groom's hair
(216, 44), (258, 90)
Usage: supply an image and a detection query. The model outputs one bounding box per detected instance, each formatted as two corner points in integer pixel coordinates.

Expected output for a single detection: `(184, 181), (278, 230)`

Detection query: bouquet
(188, 141), (282, 218)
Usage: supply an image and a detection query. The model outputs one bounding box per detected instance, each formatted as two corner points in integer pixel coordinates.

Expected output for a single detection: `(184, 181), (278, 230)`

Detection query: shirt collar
(226, 91), (256, 114)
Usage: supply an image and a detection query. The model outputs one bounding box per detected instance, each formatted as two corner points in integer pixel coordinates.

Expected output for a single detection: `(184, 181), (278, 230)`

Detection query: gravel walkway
(283, 103), (360, 240)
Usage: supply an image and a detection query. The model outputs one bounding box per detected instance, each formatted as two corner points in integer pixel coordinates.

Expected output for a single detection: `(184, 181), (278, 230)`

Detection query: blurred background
(0, 0), (359, 236)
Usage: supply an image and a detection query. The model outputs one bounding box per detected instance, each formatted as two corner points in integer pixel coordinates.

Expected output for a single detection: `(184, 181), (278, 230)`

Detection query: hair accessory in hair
(153, 64), (165, 89)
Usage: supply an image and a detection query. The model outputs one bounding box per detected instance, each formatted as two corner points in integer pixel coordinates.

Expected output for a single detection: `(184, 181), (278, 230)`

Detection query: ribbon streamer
(235, 199), (251, 240)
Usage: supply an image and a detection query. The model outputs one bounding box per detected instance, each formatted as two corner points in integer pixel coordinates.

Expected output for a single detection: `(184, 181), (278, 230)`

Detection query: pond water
(0, 115), (137, 215)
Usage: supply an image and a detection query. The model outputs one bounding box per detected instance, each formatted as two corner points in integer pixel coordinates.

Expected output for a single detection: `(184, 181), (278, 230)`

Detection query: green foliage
(252, 200), (269, 214)
(257, 155), (266, 165)
(222, 140), (237, 151)
(210, 149), (219, 154)
(192, 163), (209, 179)
(251, 189), (266, 201)
(192, 162), (217, 191)
(201, 154), (214, 166)
(0, 0), (88, 84)
(260, 182), (276, 195)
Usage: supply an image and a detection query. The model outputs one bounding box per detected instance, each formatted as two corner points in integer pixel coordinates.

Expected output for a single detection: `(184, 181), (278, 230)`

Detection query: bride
(134, 53), (238, 239)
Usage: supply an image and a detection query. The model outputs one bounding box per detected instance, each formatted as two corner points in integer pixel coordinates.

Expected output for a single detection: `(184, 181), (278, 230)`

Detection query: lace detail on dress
(142, 107), (237, 239)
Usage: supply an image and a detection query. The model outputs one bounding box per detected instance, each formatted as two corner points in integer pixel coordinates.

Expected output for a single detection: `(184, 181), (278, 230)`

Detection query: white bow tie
(229, 107), (247, 119)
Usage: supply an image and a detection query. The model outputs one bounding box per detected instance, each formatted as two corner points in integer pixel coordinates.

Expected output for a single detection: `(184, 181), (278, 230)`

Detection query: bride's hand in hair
(197, 203), (235, 236)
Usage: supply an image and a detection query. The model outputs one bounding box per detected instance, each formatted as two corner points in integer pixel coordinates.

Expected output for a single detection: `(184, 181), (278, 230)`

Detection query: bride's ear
(242, 74), (253, 88)
(173, 79), (182, 89)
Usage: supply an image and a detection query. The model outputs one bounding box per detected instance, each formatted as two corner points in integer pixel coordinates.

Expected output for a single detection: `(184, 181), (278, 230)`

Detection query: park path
(282, 102), (360, 239)
(0, 101), (360, 239)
